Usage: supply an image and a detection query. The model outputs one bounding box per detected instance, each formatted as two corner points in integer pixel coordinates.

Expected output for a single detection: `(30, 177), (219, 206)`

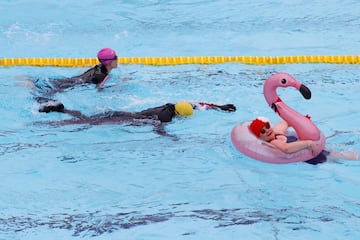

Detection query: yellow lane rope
(1, 55), (360, 67)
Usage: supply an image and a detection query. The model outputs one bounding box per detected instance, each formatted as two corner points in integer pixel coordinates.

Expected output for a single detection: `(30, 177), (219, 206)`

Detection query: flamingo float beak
(299, 84), (311, 99)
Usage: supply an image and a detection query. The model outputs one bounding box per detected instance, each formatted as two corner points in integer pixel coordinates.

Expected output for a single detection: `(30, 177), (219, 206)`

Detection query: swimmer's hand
(217, 104), (236, 112)
(308, 141), (320, 156)
(197, 102), (236, 112)
(96, 75), (110, 88)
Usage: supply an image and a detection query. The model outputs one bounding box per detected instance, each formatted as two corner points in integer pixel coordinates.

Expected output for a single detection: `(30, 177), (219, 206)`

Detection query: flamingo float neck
(263, 73), (320, 141)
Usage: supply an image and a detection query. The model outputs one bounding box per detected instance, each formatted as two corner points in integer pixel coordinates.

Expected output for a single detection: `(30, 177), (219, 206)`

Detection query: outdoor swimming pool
(1, 1), (360, 239)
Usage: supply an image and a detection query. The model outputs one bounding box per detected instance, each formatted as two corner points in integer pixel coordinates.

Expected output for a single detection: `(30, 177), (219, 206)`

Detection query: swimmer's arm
(96, 84), (117, 91)
(62, 109), (89, 120)
(271, 139), (318, 155)
(272, 120), (289, 135)
(96, 75), (110, 88)
(191, 102), (236, 112)
(153, 123), (179, 140)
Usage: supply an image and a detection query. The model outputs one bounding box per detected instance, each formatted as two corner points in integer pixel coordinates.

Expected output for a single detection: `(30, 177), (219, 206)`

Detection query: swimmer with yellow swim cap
(39, 100), (236, 137)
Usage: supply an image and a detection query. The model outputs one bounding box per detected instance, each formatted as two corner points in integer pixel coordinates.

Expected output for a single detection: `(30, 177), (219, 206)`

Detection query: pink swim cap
(97, 48), (117, 65)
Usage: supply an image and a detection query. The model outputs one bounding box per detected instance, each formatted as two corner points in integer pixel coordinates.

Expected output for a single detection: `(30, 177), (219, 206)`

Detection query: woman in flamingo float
(231, 72), (358, 164)
(248, 116), (357, 164)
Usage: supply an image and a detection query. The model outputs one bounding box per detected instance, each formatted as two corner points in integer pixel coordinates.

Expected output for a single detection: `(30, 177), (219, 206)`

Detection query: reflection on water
(1, 205), (353, 237)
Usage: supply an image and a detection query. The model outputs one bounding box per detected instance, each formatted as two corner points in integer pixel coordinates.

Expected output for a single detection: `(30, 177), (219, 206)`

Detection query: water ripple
(1, 205), (358, 237)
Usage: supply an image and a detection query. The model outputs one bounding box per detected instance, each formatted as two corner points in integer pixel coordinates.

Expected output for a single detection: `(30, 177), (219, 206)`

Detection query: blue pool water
(1, 1), (360, 239)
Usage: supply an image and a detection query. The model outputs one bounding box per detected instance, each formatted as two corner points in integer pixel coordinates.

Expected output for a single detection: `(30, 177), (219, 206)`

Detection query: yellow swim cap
(175, 101), (194, 116)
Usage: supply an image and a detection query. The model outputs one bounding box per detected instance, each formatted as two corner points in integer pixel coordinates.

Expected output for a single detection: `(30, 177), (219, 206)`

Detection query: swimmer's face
(109, 58), (118, 69)
(258, 124), (276, 142)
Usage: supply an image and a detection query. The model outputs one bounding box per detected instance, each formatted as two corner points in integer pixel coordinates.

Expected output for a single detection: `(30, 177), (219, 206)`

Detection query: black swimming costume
(50, 64), (108, 89)
(33, 64), (108, 103)
(137, 103), (176, 122)
(286, 135), (329, 165)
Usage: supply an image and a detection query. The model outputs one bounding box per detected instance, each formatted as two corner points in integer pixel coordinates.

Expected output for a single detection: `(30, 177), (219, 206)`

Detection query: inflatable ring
(231, 73), (326, 164)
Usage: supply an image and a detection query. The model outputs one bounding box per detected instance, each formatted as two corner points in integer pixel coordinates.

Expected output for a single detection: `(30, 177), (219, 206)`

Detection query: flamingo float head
(263, 73), (311, 112)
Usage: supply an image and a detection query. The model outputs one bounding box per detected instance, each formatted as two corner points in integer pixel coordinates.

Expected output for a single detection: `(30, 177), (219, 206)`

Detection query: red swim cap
(249, 118), (269, 137)
(97, 48), (117, 65)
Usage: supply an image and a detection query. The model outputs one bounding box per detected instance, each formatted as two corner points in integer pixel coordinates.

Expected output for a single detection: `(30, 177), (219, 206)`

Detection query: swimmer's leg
(327, 149), (359, 161)
(18, 79), (36, 89)
(62, 109), (89, 120)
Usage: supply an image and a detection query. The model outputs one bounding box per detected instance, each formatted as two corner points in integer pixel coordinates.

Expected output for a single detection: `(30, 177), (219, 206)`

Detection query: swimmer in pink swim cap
(31, 48), (119, 108)
(97, 48), (118, 67)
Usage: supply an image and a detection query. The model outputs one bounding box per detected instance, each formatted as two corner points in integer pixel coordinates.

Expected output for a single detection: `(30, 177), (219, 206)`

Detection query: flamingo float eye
(281, 78), (286, 84)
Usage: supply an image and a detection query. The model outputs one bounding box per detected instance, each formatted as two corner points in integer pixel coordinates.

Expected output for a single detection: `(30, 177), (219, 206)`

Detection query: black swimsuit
(285, 135), (329, 165)
(33, 64), (108, 103)
(136, 103), (176, 122)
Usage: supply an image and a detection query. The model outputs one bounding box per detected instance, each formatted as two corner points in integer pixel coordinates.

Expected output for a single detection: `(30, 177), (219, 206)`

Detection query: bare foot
(18, 80), (36, 89)
(39, 101), (64, 113)
(344, 151), (359, 160)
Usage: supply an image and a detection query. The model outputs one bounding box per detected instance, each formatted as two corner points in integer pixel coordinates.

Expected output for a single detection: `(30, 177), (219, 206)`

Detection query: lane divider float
(1, 55), (360, 67)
